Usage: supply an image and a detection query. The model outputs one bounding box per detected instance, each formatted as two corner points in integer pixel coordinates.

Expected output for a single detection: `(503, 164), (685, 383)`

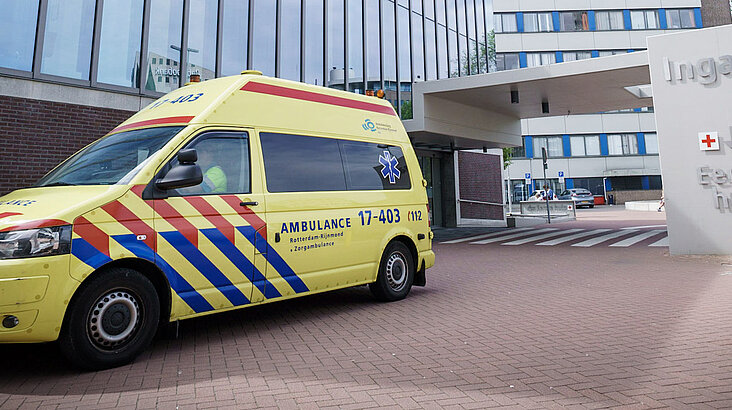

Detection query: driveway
(2, 208), (732, 408)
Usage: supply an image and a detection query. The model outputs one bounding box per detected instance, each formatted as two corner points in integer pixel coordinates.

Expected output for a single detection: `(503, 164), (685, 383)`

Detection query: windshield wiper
(33, 182), (77, 188)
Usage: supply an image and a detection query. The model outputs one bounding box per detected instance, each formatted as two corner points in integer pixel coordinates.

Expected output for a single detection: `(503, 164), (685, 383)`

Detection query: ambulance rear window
(340, 141), (410, 190)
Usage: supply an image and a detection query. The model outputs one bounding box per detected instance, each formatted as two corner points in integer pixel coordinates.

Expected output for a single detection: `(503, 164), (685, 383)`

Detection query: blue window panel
(605, 178), (612, 192)
(562, 135), (571, 157)
(519, 52), (527, 68)
(555, 51), (564, 63)
(641, 176), (650, 190)
(565, 178), (574, 189)
(591, 50), (599, 58)
(623, 10), (632, 30)
(633, 108), (642, 112)
(659, 9), (668, 29)
(552, 12), (560, 32)
(694, 8), (703, 28)
(516, 12), (524, 32)
(588, 11), (596, 31)
(600, 133), (609, 156)
(637, 132), (647, 155)
(525, 136), (534, 158)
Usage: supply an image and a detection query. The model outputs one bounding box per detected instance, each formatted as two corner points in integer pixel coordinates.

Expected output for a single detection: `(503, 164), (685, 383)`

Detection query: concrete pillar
(441, 152), (458, 228)
(701, 0), (732, 26)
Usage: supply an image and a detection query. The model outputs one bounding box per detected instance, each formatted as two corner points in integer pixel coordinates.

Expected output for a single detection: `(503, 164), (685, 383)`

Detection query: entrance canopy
(404, 51), (653, 150)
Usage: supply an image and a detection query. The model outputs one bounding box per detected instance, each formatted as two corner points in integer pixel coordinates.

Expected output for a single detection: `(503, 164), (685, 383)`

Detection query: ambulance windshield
(36, 126), (184, 187)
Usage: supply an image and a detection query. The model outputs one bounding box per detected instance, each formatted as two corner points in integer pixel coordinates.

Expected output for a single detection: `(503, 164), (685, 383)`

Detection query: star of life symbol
(379, 151), (401, 184)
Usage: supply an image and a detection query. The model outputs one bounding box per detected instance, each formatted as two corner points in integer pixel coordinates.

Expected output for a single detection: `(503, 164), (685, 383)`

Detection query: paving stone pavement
(2, 212), (732, 408)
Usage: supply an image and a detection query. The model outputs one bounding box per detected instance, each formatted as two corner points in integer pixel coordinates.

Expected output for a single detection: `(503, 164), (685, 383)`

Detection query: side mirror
(155, 149), (203, 190)
(177, 148), (197, 164)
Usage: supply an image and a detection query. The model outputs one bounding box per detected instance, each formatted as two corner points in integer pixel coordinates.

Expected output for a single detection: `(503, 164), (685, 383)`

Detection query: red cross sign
(699, 132), (719, 151)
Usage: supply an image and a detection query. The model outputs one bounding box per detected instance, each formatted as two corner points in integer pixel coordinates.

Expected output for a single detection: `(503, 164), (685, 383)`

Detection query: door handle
(240, 201), (259, 207)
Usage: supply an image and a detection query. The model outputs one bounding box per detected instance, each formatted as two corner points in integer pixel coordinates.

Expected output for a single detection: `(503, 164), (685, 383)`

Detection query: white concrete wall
(508, 156), (661, 180)
(0, 77), (155, 112)
(493, 0), (701, 12)
(647, 25), (732, 254)
(496, 30), (691, 53)
(521, 112), (657, 134)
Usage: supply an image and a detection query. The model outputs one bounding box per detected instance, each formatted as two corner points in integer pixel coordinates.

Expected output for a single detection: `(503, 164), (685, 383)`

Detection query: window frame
(559, 11), (589, 32)
(494, 13), (517, 33)
(595, 10), (624, 31)
(0, 0), (41, 75)
(166, 129), (253, 197)
(496, 53), (519, 71)
(525, 52), (555, 67)
(644, 133), (659, 155)
(536, 12), (553, 32)
(563, 51), (592, 62)
(666, 9), (696, 29)
(533, 136), (564, 158)
(630, 9), (660, 30)
(608, 133), (639, 156)
(569, 135), (601, 157)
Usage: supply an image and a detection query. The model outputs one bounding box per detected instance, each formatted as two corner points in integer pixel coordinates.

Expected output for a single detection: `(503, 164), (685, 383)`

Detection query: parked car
(558, 188), (595, 208)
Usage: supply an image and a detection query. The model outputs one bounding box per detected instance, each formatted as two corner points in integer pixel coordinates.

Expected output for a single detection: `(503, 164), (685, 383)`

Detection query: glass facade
(41, 0), (96, 80)
(0, 0), (495, 119)
(145, 0), (183, 94)
(0, 1), (40, 72)
(97, 0), (144, 87)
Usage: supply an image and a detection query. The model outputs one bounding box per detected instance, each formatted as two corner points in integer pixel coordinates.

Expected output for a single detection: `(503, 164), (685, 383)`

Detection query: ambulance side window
(260, 132), (347, 193)
(171, 132), (251, 196)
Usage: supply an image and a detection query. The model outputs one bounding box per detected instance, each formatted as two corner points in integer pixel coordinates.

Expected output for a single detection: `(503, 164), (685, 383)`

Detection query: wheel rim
(385, 251), (408, 292)
(87, 290), (141, 351)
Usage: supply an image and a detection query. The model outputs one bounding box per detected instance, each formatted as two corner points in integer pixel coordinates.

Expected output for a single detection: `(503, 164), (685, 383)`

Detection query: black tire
(589, 205), (595, 208)
(369, 241), (415, 302)
(59, 267), (160, 370)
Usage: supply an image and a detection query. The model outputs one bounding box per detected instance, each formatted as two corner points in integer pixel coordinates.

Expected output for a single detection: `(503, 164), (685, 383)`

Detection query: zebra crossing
(441, 227), (668, 248)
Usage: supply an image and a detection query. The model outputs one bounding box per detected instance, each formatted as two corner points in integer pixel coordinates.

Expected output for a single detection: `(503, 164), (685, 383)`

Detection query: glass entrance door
(418, 155), (442, 227)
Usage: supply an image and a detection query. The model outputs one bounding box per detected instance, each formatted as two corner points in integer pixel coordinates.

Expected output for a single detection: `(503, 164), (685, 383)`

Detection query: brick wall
(0, 96), (135, 194)
(457, 151), (504, 220)
(610, 189), (663, 205)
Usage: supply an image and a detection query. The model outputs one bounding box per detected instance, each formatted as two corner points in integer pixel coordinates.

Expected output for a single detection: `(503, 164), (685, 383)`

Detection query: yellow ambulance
(0, 72), (434, 369)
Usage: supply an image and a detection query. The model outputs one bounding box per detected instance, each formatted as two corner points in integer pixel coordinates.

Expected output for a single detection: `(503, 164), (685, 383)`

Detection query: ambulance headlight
(0, 225), (72, 260)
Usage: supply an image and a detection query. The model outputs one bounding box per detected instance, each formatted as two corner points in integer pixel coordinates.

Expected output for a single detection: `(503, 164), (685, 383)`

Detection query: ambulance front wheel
(370, 241), (414, 302)
(59, 267), (160, 370)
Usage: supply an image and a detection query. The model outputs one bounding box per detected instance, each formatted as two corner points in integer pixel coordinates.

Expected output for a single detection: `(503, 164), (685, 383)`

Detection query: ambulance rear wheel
(59, 268), (160, 370)
(370, 242), (414, 302)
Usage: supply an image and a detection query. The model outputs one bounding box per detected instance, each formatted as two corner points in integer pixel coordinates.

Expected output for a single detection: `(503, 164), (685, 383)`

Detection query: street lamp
(170, 45), (200, 83)
(170, 45), (200, 54)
